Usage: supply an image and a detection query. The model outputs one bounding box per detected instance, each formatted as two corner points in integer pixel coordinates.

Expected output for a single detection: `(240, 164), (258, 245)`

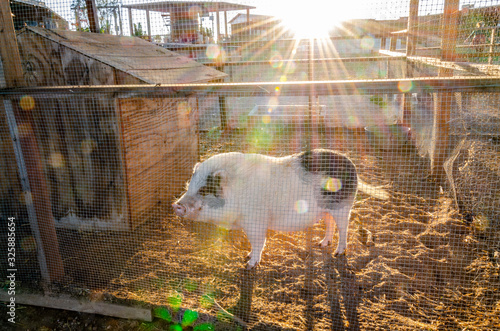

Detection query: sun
(276, 2), (347, 39)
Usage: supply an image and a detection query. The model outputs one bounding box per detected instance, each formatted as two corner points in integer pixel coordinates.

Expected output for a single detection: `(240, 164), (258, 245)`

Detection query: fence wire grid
(1, 0), (500, 330)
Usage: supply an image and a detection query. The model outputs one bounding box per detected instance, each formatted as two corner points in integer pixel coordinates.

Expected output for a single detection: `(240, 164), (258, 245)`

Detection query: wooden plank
(0, 291), (152, 321)
(127, 67), (227, 84)
(100, 55), (201, 71)
(408, 55), (500, 76)
(379, 49), (406, 57)
(0, 1), (25, 87)
(1, 1), (64, 282)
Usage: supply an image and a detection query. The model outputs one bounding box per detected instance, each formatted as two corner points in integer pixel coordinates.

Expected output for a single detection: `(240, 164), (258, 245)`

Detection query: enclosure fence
(1, 0), (500, 330)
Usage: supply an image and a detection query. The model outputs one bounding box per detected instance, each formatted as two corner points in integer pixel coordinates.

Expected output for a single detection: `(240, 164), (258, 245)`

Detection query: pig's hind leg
(321, 205), (352, 256)
(319, 212), (336, 247)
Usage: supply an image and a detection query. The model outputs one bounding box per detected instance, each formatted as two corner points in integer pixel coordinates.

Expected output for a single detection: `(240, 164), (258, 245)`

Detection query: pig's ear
(213, 169), (228, 189)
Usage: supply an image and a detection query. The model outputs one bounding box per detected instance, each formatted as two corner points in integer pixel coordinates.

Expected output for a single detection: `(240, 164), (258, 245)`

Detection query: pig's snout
(172, 202), (186, 217)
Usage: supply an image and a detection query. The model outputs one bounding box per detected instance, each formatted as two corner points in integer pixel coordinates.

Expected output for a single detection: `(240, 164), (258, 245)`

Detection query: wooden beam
(406, 0), (419, 56)
(0, 291), (152, 321)
(407, 55), (500, 76)
(246, 8), (250, 41)
(128, 7), (133, 36)
(146, 9), (151, 40)
(3, 77), (500, 97)
(432, 0), (460, 180)
(0, 1), (64, 282)
(216, 10), (220, 42)
(224, 11), (228, 39)
(85, 0), (100, 33)
(0, 2), (25, 88)
(440, 0), (460, 63)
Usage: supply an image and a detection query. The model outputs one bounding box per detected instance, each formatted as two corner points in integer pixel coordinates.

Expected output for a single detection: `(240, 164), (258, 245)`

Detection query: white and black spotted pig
(172, 149), (387, 268)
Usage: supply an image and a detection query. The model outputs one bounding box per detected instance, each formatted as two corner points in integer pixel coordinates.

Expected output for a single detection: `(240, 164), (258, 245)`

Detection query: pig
(172, 149), (388, 268)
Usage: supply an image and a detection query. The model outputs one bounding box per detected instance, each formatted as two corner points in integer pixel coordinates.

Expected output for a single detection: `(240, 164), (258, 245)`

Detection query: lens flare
(398, 80), (414, 93)
(188, 5), (202, 19)
(194, 322), (215, 331)
(206, 45), (226, 64)
(262, 115), (271, 124)
(167, 291), (183, 312)
(322, 177), (342, 192)
(154, 307), (172, 322)
(49, 152), (65, 168)
(81, 139), (96, 154)
(178, 101), (191, 115)
(360, 35), (375, 50)
(206, 44), (220, 59)
(20, 236), (36, 252)
(20, 95), (35, 111)
(181, 309), (198, 327)
(294, 200), (308, 214)
(269, 53), (283, 69)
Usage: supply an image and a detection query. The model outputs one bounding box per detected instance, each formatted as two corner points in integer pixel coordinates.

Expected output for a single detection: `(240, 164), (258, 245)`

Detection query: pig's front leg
(245, 226), (268, 269)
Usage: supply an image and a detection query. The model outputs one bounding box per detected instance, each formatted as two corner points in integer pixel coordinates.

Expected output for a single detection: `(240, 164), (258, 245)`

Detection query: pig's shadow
(233, 246), (360, 330)
(321, 251), (361, 331)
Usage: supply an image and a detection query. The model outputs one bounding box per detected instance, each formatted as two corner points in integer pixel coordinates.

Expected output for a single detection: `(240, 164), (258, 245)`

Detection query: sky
(44, 0), (500, 37)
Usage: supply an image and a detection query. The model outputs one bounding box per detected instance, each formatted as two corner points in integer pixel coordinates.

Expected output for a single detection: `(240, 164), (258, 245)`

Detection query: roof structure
(228, 13), (278, 25)
(122, 1), (255, 14)
(21, 26), (226, 84)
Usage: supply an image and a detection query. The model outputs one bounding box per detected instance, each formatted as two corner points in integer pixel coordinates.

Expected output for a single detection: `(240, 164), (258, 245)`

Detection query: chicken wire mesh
(1, 0), (500, 330)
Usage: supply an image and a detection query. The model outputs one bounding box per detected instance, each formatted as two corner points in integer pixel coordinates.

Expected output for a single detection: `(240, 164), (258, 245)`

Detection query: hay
(94, 130), (500, 330)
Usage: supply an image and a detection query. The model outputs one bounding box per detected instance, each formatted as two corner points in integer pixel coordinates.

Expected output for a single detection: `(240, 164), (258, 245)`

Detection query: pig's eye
(198, 174), (222, 197)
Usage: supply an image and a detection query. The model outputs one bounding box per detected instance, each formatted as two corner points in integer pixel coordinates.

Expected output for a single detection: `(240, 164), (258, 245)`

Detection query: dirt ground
(2, 129), (499, 330)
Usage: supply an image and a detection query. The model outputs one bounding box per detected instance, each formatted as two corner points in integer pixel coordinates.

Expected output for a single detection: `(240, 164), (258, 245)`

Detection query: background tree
(71, 0), (120, 34)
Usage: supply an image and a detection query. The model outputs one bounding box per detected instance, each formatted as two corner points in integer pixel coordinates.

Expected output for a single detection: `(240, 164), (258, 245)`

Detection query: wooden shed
(8, 26), (226, 230)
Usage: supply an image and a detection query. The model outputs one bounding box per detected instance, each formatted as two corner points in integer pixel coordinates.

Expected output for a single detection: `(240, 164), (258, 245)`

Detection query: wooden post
(128, 7), (133, 36)
(218, 94), (227, 130)
(246, 8), (250, 41)
(432, 0), (460, 180)
(390, 35), (397, 51)
(85, 0), (100, 33)
(403, 0), (419, 126)
(118, 7), (123, 36)
(0, 1), (64, 282)
(488, 27), (496, 65)
(224, 11), (228, 40)
(216, 10), (220, 42)
(380, 36), (387, 50)
(406, 0), (419, 56)
(146, 9), (151, 40)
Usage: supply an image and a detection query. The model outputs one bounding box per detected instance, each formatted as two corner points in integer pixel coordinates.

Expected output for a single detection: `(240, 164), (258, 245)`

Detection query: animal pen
(0, 0), (499, 330)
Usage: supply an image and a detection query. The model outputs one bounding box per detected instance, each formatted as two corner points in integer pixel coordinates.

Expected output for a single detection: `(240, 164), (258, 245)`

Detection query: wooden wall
(118, 97), (198, 226)
(22, 95), (128, 230)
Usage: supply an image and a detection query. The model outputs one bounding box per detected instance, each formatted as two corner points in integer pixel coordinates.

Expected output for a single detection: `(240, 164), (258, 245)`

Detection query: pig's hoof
(246, 262), (258, 270)
(333, 250), (346, 257)
(319, 240), (332, 248)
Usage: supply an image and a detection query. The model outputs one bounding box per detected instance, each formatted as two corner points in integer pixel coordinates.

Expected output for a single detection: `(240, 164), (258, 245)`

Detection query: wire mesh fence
(1, 0), (500, 330)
